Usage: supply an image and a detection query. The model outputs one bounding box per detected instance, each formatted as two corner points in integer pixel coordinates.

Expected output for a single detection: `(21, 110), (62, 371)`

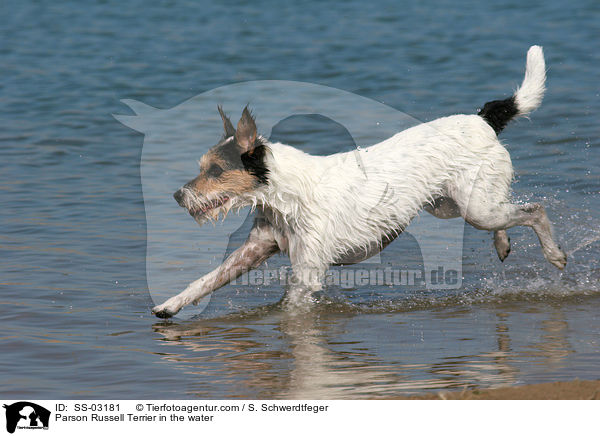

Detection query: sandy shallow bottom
(402, 379), (600, 400)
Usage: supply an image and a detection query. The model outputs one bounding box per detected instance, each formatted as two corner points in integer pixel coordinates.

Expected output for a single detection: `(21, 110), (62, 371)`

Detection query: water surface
(1, 0), (599, 398)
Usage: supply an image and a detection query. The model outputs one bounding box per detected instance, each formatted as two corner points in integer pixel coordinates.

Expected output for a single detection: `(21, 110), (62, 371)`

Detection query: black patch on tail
(478, 96), (519, 135)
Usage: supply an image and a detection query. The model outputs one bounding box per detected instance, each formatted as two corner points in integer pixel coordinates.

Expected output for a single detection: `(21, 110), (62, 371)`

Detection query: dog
(152, 45), (566, 318)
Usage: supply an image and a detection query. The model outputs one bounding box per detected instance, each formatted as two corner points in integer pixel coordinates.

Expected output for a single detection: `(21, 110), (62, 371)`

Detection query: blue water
(1, 0), (599, 398)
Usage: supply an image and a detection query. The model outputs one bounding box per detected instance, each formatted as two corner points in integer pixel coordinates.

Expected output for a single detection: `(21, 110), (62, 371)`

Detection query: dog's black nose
(173, 189), (184, 205)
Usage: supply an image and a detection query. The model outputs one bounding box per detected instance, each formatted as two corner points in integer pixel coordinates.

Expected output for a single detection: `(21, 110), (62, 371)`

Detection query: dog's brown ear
(218, 105), (236, 138)
(235, 106), (257, 152)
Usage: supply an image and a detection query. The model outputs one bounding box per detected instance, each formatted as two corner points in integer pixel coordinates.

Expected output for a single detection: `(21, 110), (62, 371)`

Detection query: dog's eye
(206, 164), (224, 178)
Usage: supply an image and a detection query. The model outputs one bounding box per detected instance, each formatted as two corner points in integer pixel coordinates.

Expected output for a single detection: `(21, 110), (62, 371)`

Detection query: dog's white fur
(153, 46), (566, 318)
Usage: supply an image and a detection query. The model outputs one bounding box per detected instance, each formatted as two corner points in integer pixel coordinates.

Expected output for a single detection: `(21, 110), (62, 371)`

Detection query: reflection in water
(276, 310), (401, 399)
(524, 310), (574, 370)
(150, 303), (580, 399)
(424, 312), (517, 391)
(153, 308), (400, 399)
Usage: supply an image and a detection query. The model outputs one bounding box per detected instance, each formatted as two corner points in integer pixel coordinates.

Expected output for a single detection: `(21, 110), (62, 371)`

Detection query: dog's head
(173, 106), (269, 225)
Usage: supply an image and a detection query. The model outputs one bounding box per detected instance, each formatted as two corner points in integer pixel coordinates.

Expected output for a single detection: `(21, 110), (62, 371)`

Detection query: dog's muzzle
(173, 188), (185, 206)
(173, 186), (229, 221)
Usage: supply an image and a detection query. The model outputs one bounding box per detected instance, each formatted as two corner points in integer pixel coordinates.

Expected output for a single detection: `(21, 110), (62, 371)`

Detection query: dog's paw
(151, 302), (180, 319)
(496, 240), (511, 262)
(546, 247), (567, 270)
(494, 231), (511, 262)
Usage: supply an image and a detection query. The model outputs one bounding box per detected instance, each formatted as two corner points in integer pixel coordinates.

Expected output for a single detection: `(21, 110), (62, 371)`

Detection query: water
(1, 0), (599, 399)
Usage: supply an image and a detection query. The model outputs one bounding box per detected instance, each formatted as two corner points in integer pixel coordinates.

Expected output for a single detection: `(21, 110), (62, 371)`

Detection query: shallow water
(1, 0), (599, 399)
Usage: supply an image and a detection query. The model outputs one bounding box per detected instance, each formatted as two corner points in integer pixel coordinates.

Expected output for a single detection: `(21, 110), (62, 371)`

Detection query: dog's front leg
(283, 254), (329, 308)
(152, 218), (280, 318)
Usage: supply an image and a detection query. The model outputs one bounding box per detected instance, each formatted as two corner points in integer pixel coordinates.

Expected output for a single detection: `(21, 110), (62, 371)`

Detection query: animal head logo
(3, 402), (50, 434)
(114, 80), (465, 318)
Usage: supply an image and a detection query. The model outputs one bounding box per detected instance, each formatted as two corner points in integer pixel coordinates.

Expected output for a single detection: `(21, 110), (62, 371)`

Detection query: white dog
(153, 45), (566, 318)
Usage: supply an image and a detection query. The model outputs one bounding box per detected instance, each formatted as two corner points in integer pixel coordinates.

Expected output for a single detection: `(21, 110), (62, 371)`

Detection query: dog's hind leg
(152, 216), (280, 318)
(494, 230), (511, 261)
(426, 195), (514, 262)
(459, 197), (566, 269)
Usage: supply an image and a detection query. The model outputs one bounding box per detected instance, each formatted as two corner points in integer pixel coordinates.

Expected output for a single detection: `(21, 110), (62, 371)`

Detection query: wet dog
(152, 45), (566, 318)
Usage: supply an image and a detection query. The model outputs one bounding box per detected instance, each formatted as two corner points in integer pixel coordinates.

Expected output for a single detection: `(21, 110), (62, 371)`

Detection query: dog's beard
(180, 188), (240, 226)
(190, 197), (231, 225)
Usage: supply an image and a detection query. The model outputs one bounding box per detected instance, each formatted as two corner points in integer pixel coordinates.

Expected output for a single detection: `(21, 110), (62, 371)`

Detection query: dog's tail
(478, 45), (546, 134)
